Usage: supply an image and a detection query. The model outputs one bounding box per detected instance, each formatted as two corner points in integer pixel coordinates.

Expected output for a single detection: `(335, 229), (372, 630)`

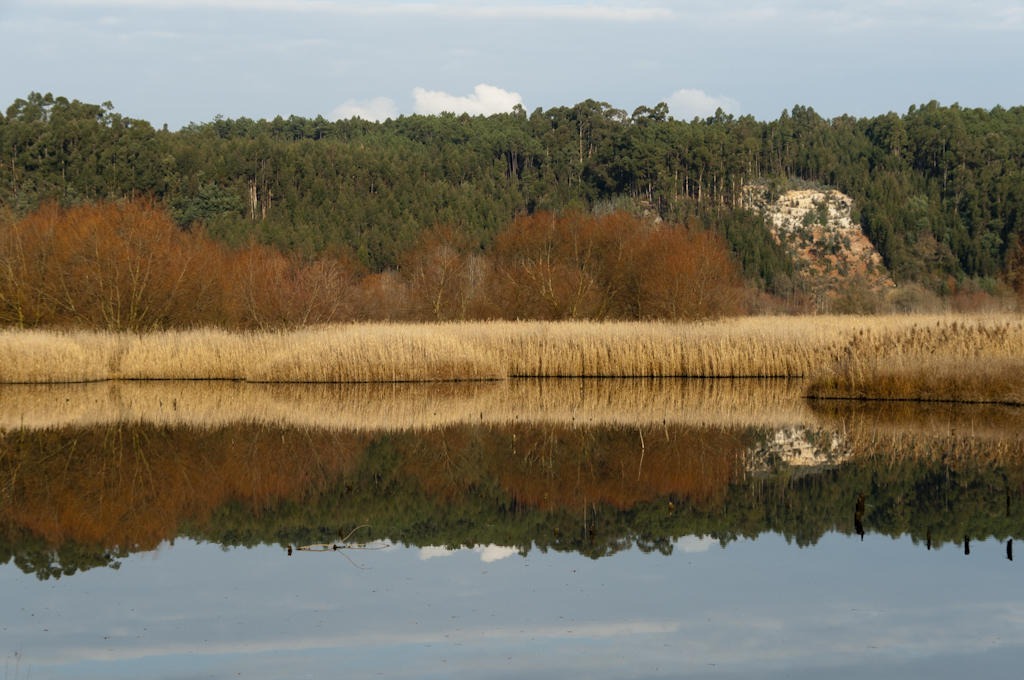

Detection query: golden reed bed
(1, 316), (1023, 404)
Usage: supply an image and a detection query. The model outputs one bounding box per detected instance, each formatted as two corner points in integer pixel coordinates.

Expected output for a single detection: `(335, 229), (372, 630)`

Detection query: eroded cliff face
(746, 186), (895, 299)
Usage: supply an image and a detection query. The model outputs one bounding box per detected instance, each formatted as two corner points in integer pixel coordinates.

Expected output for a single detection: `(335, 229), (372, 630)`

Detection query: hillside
(3, 94), (1024, 295)
(745, 185), (895, 300)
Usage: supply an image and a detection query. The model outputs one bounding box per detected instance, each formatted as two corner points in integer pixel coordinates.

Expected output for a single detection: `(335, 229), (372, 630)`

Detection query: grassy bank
(805, 318), (1024, 405)
(1, 316), (1023, 403)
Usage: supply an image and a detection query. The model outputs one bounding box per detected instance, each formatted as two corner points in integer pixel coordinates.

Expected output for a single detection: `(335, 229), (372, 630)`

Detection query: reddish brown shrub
(0, 201), (365, 330)
(487, 211), (746, 321)
(400, 225), (480, 321)
(0, 200), (225, 330)
(1, 202), (747, 329)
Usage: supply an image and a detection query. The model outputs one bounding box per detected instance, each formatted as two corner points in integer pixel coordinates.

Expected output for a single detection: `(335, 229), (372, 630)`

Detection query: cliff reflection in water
(1, 379), (1023, 580)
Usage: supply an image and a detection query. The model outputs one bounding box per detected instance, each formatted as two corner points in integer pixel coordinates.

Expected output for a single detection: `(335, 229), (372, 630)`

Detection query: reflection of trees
(0, 423), (746, 573)
(380, 424), (743, 514)
(479, 425), (741, 511)
(0, 528), (124, 581)
(197, 427), (1024, 558)
(382, 424), (744, 558)
(0, 425), (367, 562)
(3, 422), (1024, 579)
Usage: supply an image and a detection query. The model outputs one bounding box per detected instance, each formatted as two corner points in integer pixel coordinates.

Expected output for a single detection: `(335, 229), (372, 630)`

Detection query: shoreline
(1, 315), (1022, 404)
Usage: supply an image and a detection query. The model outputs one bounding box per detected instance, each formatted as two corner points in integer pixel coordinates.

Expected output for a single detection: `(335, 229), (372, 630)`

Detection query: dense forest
(3, 92), (1023, 296)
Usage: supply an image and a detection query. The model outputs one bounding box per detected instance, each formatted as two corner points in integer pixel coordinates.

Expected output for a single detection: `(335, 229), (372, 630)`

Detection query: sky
(1, 1), (1023, 129)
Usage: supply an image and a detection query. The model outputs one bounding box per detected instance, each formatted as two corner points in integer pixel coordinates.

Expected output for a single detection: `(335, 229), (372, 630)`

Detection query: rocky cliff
(746, 186), (895, 300)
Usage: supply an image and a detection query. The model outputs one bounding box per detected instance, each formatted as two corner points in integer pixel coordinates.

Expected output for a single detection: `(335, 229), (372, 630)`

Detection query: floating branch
(296, 525), (389, 568)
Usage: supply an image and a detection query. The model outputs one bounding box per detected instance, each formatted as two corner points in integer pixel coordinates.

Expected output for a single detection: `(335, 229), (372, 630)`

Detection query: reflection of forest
(2, 411), (1023, 580)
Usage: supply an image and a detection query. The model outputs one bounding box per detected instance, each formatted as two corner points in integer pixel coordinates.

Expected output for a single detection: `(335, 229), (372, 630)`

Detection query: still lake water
(1, 379), (1022, 679)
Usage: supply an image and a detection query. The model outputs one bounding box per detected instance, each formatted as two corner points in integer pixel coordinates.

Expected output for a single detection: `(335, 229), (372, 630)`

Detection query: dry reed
(1, 316), (1023, 404)
(806, 317), (1024, 405)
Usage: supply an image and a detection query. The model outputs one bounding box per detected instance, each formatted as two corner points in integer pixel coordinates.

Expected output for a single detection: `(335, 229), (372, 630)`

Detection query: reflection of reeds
(845, 430), (1024, 473)
(4, 316), (1022, 387)
(811, 399), (1024, 443)
(810, 399), (1024, 477)
(0, 378), (814, 432)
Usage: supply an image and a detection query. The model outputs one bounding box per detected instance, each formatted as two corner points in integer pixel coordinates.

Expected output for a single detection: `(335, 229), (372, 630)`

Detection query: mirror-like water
(1, 380), (1022, 679)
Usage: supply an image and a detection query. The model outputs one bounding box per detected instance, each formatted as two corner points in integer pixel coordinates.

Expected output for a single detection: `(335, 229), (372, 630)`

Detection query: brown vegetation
(0, 316), (914, 383)
(0, 201), (747, 329)
(807, 318), (1024, 405)
(2, 317), (1023, 408)
(400, 225), (486, 321)
(486, 211), (745, 320)
(3, 201), (1023, 405)
(0, 201), (362, 330)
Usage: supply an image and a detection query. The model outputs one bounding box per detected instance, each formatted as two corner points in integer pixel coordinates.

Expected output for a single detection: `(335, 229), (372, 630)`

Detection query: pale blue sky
(2, 1), (1023, 128)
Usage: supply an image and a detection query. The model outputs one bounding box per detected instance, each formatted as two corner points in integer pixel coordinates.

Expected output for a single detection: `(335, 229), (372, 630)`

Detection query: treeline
(4, 93), (1023, 292)
(0, 201), (744, 329)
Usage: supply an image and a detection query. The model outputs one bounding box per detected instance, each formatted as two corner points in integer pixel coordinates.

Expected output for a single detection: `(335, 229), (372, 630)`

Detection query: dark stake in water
(1, 380), (1023, 679)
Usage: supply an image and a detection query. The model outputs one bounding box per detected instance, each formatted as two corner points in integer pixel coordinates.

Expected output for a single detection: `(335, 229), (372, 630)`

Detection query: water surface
(1, 380), (1022, 678)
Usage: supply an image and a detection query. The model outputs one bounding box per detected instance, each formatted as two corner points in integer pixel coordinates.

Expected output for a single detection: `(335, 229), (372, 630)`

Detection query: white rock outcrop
(746, 185), (895, 297)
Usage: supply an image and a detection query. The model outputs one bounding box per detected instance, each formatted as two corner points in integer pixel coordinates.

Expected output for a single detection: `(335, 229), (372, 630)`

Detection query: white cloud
(52, 1), (670, 21)
(330, 96), (398, 122)
(39, 0), (1024, 30)
(667, 88), (740, 121)
(413, 83), (522, 116)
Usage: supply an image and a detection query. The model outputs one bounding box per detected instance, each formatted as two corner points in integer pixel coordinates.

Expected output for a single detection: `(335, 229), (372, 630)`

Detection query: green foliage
(171, 182), (245, 228)
(3, 93), (1024, 287)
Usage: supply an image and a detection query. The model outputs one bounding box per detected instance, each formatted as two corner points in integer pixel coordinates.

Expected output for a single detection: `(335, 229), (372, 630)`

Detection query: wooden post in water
(854, 493), (866, 541)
